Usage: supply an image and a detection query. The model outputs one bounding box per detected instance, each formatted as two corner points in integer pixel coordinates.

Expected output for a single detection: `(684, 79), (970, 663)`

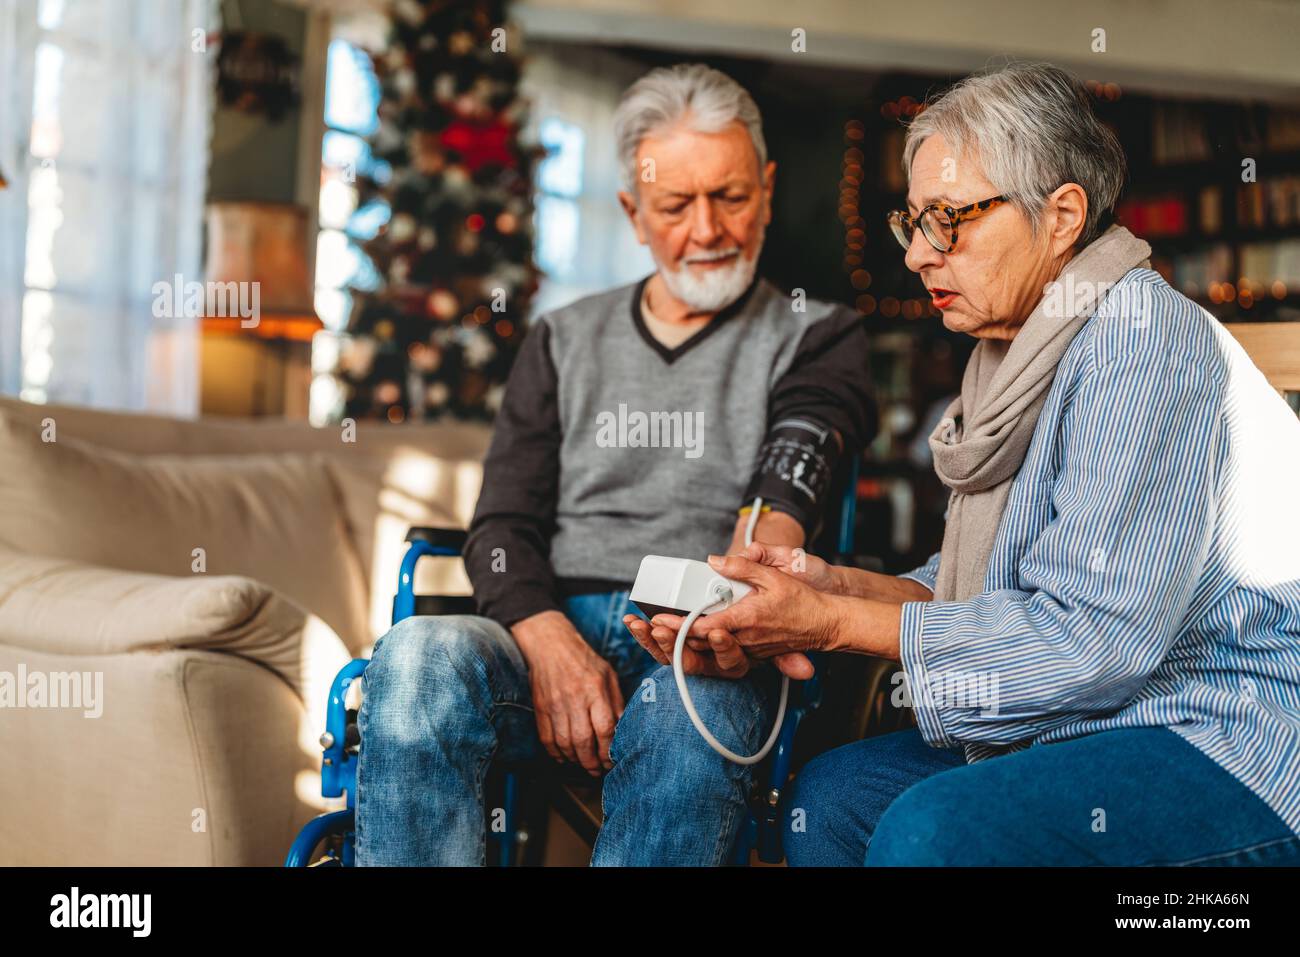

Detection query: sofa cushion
(0, 414), (372, 652)
(0, 549), (351, 703)
(0, 396), (490, 637)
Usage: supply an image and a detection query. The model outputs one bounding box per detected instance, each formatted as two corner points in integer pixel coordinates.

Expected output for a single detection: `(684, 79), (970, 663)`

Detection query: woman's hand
(625, 550), (848, 680)
(732, 541), (843, 594)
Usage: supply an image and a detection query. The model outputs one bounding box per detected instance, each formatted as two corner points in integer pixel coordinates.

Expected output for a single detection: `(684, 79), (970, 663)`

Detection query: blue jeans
(355, 591), (777, 865)
(785, 726), (1300, 866)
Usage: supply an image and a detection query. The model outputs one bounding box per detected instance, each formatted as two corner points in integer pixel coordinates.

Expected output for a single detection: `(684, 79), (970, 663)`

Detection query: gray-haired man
(356, 63), (875, 866)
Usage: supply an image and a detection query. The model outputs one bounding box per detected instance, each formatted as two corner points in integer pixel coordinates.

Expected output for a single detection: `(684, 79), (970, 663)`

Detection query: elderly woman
(626, 62), (1300, 865)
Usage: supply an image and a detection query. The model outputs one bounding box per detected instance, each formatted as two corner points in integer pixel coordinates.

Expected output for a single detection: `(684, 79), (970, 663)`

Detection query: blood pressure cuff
(741, 417), (841, 535)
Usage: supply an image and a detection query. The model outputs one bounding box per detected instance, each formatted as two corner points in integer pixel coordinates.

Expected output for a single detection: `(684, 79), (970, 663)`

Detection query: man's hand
(622, 613), (755, 679)
(510, 610), (624, 776)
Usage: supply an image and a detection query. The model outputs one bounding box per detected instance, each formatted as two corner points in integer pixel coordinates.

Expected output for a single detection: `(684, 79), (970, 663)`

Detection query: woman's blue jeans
(354, 591), (777, 866)
(785, 726), (1300, 866)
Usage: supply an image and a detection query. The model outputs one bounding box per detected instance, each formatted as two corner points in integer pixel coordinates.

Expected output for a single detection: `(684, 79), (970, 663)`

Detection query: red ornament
(440, 118), (516, 173)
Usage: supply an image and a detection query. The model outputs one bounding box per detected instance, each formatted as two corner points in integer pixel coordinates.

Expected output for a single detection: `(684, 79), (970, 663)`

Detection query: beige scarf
(929, 224), (1152, 602)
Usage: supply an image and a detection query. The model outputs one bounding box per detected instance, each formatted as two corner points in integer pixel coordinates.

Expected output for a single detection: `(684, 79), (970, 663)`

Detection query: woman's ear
(1048, 182), (1088, 253)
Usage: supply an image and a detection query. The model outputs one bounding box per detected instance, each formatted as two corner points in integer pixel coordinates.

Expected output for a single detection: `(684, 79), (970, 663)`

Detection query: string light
(1084, 80), (1123, 101)
(879, 96), (924, 120)
(842, 119), (870, 303)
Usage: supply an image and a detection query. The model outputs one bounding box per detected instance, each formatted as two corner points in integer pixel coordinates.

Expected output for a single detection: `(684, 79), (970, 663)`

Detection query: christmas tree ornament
(341, 0), (537, 422)
(389, 213), (417, 242)
(393, 69), (416, 98)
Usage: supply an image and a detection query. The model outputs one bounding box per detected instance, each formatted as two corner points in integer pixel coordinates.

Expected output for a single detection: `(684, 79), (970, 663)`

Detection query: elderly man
(629, 62), (1300, 866)
(355, 63), (874, 866)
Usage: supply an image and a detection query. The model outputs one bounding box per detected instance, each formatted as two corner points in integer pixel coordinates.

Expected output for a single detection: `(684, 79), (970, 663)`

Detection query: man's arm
(739, 306), (877, 540)
(462, 318), (624, 775)
(725, 507), (804, 553)
(462, 319), (564, 627)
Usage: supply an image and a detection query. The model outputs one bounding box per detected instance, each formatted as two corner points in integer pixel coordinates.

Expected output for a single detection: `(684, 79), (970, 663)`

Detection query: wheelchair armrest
(405, 526), (469, 551)
(394, 527), (473, 624)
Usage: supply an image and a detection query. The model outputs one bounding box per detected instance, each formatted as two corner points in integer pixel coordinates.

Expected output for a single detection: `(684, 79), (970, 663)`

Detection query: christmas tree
(339, 0), (538, 423)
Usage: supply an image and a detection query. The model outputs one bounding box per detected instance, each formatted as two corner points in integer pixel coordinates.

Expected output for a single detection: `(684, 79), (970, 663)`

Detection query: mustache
(682, 247), (742, 264)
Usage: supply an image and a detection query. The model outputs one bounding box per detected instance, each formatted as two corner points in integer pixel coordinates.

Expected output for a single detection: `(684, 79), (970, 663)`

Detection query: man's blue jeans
(785, 726), (1300, 866)
(355, 591), (777, 865)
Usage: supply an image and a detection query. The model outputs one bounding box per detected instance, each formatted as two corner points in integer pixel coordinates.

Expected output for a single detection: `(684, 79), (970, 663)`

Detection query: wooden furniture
(200, 201), (321, 418)
(1223, 322), (1300, 394)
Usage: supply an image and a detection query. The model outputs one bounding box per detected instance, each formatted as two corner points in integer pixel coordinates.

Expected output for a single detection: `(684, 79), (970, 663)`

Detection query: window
(310, 35), (385, 425)
(0, 0), (216, 413)
(533, 117), (584, 279)
(518, 43), (654, 316)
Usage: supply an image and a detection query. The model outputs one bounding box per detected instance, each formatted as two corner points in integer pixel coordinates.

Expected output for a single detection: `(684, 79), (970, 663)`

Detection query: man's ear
(1048, 182), (1088, 253)
(761, 160), (777, 224)
(618, 190), (648, 245)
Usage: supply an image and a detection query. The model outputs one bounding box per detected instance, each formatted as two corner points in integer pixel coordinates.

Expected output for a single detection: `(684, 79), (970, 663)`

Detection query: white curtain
(519, 41), (655, 317)
(0, 0), (216, 415)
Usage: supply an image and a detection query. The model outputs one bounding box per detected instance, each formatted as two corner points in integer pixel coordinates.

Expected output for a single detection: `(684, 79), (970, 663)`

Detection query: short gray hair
(613, 63), (767, 195)
(903, 62), (1126, 247)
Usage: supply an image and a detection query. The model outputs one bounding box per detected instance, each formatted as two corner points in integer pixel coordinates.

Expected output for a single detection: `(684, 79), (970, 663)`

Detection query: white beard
(659, 241), (762, 313)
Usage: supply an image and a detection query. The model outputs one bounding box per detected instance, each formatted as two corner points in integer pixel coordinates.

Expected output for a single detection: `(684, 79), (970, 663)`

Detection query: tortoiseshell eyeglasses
(887, 195), (1007, 253)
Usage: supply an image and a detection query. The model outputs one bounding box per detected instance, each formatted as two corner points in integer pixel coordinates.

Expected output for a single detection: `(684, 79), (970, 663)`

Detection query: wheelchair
(286, 456), (904, 866)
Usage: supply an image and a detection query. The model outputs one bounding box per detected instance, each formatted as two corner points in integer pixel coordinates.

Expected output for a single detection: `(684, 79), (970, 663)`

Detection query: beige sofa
(0, 396), (491, 865)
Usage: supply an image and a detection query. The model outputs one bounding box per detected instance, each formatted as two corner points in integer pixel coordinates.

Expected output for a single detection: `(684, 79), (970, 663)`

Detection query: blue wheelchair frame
(286, 460), (858, 867)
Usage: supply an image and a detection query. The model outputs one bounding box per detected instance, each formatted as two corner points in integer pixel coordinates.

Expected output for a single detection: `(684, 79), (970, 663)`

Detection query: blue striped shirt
(898, 267), (1300, 836)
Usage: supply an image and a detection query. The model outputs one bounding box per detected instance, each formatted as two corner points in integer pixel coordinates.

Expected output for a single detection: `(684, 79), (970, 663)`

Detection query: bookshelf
(1079, 92), (1300, 322)
(857, 77), (1300, 326)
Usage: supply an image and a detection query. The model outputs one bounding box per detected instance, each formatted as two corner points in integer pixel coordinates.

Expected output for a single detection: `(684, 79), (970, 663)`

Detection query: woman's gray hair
(613, 63), (767, 195)
(903, 62), (1126, 247)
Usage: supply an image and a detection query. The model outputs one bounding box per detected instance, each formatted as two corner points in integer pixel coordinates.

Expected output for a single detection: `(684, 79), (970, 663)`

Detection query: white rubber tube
(670, 496), (791, 765)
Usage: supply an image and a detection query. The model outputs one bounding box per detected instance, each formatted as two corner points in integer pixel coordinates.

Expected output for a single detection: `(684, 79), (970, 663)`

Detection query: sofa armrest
(0, 642), (331, 865)
(0, 549), (351, 704)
